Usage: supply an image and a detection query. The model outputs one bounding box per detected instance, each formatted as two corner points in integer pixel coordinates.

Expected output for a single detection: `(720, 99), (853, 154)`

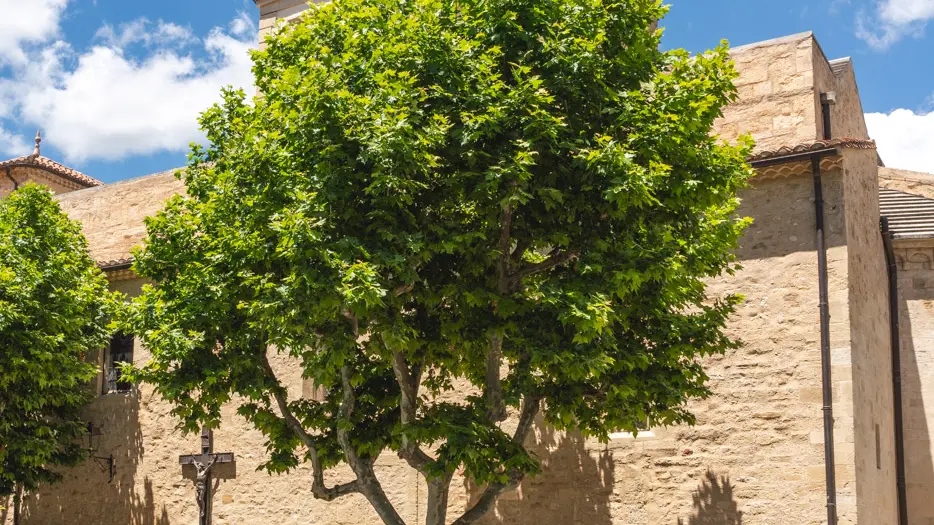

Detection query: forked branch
(451, 395), (542, 525)
(259, 353), (359, 501)
(336, 319), (406, 525)
(390, 349), (435, 471)
(510, 250), (579, 287)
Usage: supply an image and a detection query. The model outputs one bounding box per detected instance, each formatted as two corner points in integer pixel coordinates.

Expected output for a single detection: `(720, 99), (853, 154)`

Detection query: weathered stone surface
(885, 232), (934, 524)
(56, 170), (186, 264)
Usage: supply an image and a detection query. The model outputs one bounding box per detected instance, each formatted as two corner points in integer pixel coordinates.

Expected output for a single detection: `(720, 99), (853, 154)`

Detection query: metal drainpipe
(881, 217), (909, 525)
(816, 94), (838, 525)
(4, 166), (17, 191)
(812, 154), (838, 525)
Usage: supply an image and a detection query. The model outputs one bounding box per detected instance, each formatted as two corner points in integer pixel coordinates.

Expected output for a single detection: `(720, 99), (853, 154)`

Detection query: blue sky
(0, 0), (931, 182)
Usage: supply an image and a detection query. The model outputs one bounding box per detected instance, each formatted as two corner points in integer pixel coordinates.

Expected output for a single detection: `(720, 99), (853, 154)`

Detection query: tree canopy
(0, 184), (115, 501)
(126, 0), (752, 523)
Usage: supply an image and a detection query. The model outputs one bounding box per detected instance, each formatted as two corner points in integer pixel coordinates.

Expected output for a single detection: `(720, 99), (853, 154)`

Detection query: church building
(3, 1), (934, 524)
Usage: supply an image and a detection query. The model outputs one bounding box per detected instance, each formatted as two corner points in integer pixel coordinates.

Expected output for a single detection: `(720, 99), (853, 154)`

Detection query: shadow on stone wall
(733, 176), (846, 262)
(896, 287), (934, 524)
(469, 419), (612, 525)
(17, 392), (170, 525)
(676, 471), (742, 525)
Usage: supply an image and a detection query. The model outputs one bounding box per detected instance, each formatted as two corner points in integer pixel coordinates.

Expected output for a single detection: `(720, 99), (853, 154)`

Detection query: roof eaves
(747, 138), (877, 164)
(0, 154), (103, 188)
(99, 258), (134, 271)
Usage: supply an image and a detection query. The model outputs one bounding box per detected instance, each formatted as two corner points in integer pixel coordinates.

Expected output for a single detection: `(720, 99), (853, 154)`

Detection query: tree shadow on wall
(894, 262), (934, 524)
(467, 418), (613, 525)
(676, 471), (742, 525)
(18, 392), (170, 525)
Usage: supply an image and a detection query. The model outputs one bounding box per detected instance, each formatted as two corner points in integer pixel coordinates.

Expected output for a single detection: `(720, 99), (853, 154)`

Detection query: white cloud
(0, 127), (29, 155)
(880, 0), (934, 24)
(0, 0), (68, 65)
(0, 9), (257, 162)
(857, 0), (934, 49)
(866, 108), (934, 173)
(230, 11), (255, 40)
(94, 18), (197, 49)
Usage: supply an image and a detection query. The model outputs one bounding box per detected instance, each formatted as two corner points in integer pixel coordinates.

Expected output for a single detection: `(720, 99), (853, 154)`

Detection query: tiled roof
(0, 154), (103, 188)
(879, 187), (934, 239)
(747, 138), (877, 164)
(98, 257), (134, 270)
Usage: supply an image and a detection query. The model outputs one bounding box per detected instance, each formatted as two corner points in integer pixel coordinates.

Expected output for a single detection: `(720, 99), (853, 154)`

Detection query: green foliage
(0, 184), (116, 498)
(127, 0), (752, 521)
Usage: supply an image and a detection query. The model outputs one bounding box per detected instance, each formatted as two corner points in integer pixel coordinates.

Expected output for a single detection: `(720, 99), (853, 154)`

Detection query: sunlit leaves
(0, 185), (116, 498)
(128, 0), (751, 516)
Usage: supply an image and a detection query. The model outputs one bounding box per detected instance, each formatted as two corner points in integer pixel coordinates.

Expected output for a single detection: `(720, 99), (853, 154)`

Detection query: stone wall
(880, 168), (934, 199)
(481, 168), (858, 525)
(714, 33), (819, 152)
(825, 59), (870, 141)
(713, 33), (871, 154)
(56, 170), (185, 263)
(890, 238), (934, 525)
(5, 278), (426, 525)
(840, 149), (898, 524)
(258, 0), (317, 45)
(808, 42), (871, 142)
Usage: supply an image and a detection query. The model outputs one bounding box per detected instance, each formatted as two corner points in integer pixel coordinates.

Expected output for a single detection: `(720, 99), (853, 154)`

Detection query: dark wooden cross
(179, 427), (234, 525)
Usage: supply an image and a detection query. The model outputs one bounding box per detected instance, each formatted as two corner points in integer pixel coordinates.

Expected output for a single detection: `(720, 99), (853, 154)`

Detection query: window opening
(104, 332), (134, 395)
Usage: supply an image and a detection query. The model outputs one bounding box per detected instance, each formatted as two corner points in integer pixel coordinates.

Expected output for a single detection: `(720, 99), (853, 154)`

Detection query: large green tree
(126, 0), (752, 523)
(0, 185), (115, 520)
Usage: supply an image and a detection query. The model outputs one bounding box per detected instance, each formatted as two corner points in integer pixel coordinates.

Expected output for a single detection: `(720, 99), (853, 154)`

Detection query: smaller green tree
(0, 184), (116, 519)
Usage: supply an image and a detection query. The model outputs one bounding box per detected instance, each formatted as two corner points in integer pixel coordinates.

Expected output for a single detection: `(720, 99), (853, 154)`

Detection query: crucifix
(179, 427), (234, 525)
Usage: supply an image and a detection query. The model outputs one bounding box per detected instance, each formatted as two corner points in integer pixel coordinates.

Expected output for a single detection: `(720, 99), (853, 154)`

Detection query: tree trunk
(354, 463), (407, 525)
(338, 363), (406, 525)
(12, 484), (21, 525)
(425, 473), (453, 525)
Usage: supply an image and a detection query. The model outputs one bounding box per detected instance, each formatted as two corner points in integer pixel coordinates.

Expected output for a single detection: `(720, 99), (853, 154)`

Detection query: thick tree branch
(511, 237), (532, 268)
(260, 353), (359, 501)
(495, 204), (514, 288)
(486, 202), (515, 423)
(389, 349), (434, 472)
(315, 480), (360, 501)
(510, 250), (579, 287)
(451, 396), (542, 525)
(485, 331), (507, 422)
(426, 471), (454, 525)
(337, 321), (406, 525)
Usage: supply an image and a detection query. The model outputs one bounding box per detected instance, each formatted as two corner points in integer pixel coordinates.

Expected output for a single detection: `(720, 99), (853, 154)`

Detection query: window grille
(104, 332), (134, 395)
(609, 418), (654, 440)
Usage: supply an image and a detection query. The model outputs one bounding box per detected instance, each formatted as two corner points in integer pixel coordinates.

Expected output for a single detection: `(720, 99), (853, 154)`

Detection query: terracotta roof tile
(747, 138), (877, 163)
(98, 257), (134, 270)
(0, 154), (103, 188)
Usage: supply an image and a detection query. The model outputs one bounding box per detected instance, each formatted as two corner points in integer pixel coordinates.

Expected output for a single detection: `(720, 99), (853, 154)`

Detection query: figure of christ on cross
(179, 427), (234, 525)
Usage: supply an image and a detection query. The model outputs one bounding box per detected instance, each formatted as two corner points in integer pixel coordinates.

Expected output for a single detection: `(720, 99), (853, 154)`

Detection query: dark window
(875, 423), (882, 470)
(104, 332), (134, 395)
